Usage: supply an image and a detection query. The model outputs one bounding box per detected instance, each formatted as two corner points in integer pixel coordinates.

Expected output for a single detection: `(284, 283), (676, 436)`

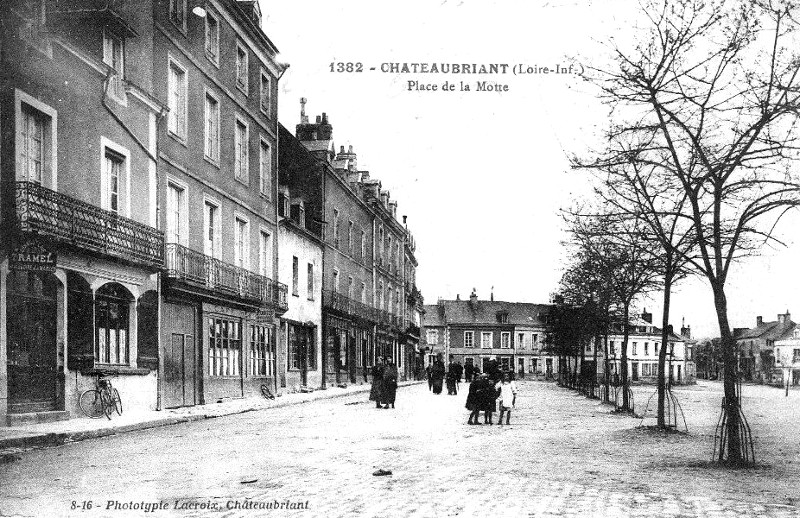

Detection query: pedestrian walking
(426, 364), (433, 391)
(465, 371), (487, 425)
(369, 358), (385, 408)
(464, 362), (473, 383)
(496, 372), (518, 425)
(431, 359), (446, 394)
(382, 359), (398, 409)
(446, 357), (458, 395)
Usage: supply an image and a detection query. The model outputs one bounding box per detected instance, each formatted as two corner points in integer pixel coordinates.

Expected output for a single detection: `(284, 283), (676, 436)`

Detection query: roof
(736, 320), (796, 341)
(422, 300), (551, 327)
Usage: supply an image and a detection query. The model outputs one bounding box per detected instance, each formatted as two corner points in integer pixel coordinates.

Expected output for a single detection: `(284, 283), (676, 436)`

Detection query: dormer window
(497, 312), (509, 324)
(103, 29), (124, 75)
(290, 202), (306, 229)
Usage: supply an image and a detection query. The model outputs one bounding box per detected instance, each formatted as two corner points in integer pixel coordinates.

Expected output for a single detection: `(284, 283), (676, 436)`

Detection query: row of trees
(549, 0), (800, 465)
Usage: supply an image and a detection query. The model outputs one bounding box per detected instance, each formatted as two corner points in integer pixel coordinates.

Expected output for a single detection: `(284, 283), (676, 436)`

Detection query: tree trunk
(621, 304), (631, 411)
(657, 272), (673, 428)
(713, 285), (743, 463)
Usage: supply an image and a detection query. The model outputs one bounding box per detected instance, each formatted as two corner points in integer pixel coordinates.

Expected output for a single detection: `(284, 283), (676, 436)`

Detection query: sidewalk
(0, 380), (421, 455)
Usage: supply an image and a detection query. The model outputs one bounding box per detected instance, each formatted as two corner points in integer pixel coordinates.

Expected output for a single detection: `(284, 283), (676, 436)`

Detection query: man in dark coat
(464, 362), (473, 383)
(482, 372), (500, 424)
(446, 358), (458, 395)
(426, 364), (433, 391)
(430, 359), (446, 394)
(369, 358), (385, 408)
(382, 359), (398, 408)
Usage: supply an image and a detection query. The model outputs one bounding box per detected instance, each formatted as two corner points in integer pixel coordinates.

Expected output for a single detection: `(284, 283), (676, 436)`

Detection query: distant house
(421, 291), (556, 379)
(774, 328), (800, 386)
(734, 311), (795, 383)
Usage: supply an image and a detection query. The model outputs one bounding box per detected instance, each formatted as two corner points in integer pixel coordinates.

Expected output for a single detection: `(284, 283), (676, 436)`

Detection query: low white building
(774, 328), (800, 386)
(278, 196), (324, 392)
(597, 312), (696, 385)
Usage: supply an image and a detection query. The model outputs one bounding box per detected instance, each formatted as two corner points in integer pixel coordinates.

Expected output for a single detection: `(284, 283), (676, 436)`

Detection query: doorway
(6, 271), (60, 414)
(162, 302), (197, 408)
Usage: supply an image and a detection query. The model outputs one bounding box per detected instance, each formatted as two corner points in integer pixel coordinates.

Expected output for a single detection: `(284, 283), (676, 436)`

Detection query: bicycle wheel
(111, 388), (123, 416)
(260, 384), (275, 400)
(101, 389), (114, 419)
(79, 389), (105, 419)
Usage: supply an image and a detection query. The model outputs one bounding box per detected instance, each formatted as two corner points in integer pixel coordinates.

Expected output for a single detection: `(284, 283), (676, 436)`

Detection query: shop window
(95, 283), (133, 366)
(208, 317), (242, 376)
(137, 291), (159, 370)
(249, 324), (274, 377)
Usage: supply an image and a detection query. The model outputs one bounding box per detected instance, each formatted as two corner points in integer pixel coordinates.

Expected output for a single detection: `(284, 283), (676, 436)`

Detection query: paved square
(1, 380), (798, 517)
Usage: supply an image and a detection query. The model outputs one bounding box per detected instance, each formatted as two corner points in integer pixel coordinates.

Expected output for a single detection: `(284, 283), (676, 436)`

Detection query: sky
(259, 0), (800, 340)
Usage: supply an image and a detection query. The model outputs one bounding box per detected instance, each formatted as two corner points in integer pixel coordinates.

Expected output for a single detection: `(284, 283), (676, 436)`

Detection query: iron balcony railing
(165, 243), (288, 312)
(322, 289), (377, 323)
(15, 181), (164, 269)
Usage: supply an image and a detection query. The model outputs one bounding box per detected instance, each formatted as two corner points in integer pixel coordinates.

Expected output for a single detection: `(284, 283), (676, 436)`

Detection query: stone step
(6, 411), (70, 427)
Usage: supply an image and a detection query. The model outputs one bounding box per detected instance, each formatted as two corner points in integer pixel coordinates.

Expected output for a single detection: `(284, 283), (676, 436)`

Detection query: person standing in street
(431, 358), (446, 394)
(483, 372), (499, 424)
(496, 371), (518, 425)
(369, 358), (385, 408)
(382, 359), (399, 409)
(426, 364), (433, 391)
(466, 370), (486, 425)
(446, 356), (458, 395)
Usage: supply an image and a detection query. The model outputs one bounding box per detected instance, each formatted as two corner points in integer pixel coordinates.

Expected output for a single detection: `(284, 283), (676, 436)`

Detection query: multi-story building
(773, 328), (800, 386)
(602, 311), (696, 385)
(293, 104), (418, 385)
(422, 292), (555, 378)
(1, 0), (165, 423)
(277, 124), (323, 391)
(154, 0), (288, 406)
(734, 311), (794, 383)
(402, 225), (423, 379)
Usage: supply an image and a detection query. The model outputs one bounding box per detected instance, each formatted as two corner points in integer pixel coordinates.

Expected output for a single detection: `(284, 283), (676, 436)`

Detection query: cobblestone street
(2, 380), (799, 518)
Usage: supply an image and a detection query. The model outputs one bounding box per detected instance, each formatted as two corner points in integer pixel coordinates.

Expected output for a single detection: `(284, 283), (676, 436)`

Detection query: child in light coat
(496, 372), (518, 425)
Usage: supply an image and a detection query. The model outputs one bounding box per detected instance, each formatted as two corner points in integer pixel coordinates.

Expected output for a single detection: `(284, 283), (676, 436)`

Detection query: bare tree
(582, 0), (800, 462)
(567, 212), (661, 412)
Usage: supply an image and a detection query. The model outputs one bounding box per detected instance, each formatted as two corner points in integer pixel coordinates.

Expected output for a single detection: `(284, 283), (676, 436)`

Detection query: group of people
(465, 370), (518, 425)
(368, 357), (399, 409)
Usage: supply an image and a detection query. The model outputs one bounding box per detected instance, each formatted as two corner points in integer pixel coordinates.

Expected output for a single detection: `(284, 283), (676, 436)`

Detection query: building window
(259, 139), (271, 198)
(396, 288), (401, 315)
(291, 256), (299, 296)
(208, 317), (241, 376)
(166, 182), (186, 244)
(347, 277), (354, 300)
(234, 118), (249, 182)
(426, 330), (438, 345)
(307, 263), (314, 300)
(332, 269), (339, 293)
(20, 104), (47, 184)
(518, 333), (525, 349)
(464, 331), (474, 348)
(204, 93), (220, 162)
(501, 332), (511, 348)
(95, 284), (132, 366)
(481, 332), (492, 349)
(249, 325), (274, 377)
(103, 29), (124, 75)
(332, 209), (340, 247)
(360, 282), (366, 304)
(234, 217), (249, 269)
(259, 231), (271, 278)
(532, 333), (538, 347)
(347, 221), (353, 255)
(610, 341), (615, 356)
(204, 10), (219, 64)
(260, 70), (271, 116)
(167, 59), (187, 140)
(644, 343), (650, 356)
(288, 325), (315, 371)
(169, 0), (186, 31)
(632, 342), (638, 356)
(203, 199), (220, 257)
(360, 230), (366, 261)
(378, 282), (384, 309)
(101, 139), (129, 216)
(235, 42), (248, 93)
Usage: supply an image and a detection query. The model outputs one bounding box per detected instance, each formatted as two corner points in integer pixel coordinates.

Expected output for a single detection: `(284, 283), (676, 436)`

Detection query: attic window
(497, 312), (509, 324)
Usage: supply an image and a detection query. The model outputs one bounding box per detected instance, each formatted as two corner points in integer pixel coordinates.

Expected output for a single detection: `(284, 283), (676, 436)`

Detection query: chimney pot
(316, 115), (321, 123)
(348, 145), (353, 153)
(757, 315), (763, 326)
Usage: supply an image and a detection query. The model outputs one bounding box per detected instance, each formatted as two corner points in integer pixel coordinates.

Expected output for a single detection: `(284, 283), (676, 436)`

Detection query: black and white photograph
(2, 0), (800, 516)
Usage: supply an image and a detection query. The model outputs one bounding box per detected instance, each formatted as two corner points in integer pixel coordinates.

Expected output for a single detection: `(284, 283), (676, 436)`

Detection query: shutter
(67, 273), (95, 372)
(137, 291), (159, 370)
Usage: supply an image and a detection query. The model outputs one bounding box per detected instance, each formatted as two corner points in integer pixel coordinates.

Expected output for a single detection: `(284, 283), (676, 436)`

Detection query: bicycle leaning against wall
(79, 373), (123, 419)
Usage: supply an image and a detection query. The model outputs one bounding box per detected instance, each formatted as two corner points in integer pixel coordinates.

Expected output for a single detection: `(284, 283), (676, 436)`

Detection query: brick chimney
(757, 316), (763, 326)
(641, 309), (653, 324)
(469, 289), (478, 305)
(681, 324), (691, 339)
(778, 310), (791, 324)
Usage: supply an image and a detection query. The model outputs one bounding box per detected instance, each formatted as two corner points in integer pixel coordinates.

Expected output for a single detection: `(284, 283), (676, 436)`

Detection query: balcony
(15, 181), (164, 269)
(322, 289), (376, 323)
(165, 243), (288, 312)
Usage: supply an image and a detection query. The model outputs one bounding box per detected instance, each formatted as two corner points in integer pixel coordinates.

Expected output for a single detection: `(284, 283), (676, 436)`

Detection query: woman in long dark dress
(369, 359), (385, 408)
(482, 373), (499, 424)
(382, 360), (399, 408)
(431, 360), (446, 394)
(465, 371), (485, 424)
